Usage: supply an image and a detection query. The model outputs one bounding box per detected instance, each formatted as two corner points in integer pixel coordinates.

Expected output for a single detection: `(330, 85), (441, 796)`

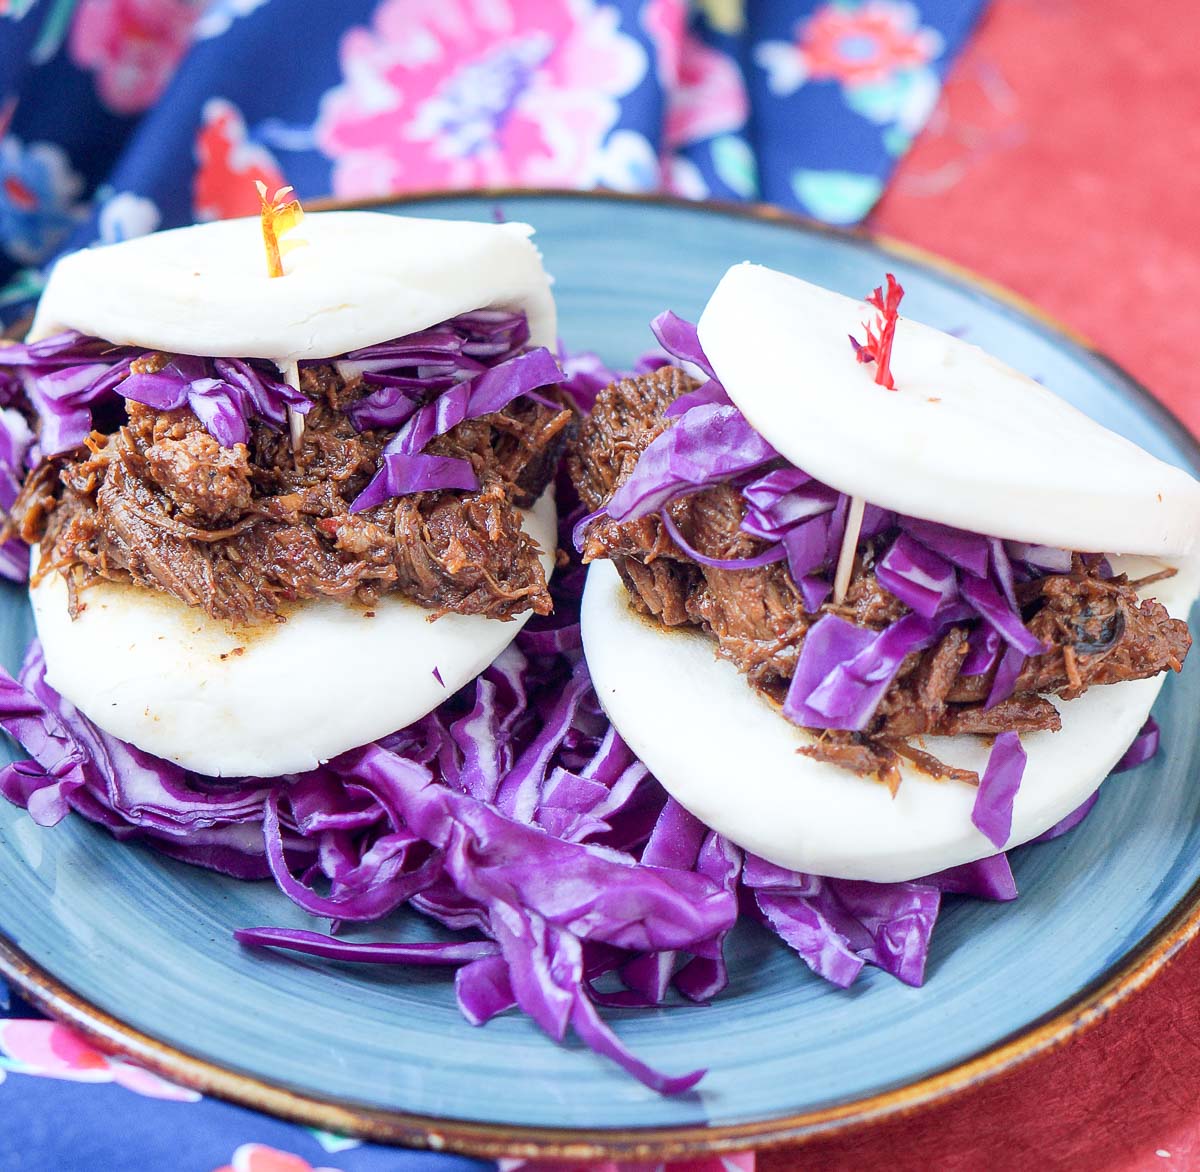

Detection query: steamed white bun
(582, 557), (1198, 882)
(29, 212), (557, 360)
(33, 493), (557, 779)
(27, 209), (561, 778)
(699, 264), (1200, 558)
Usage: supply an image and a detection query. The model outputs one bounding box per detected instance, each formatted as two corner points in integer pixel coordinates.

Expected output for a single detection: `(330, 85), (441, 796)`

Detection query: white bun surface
(32, 492), (556, 779)
(582, 557), (1198, 882)
(698, 263), (1200, 558)
(28, 212), (556, 361)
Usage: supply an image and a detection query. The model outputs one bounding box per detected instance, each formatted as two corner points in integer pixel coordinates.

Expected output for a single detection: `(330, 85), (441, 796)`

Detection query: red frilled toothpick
(849, 273), (904, 390)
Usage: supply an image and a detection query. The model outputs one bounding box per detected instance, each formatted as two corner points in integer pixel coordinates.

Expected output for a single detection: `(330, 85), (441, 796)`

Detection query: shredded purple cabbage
(0, 404), (33, 582)
(0, 315), (561, 510)
(784, 611), (944, 732)
(649, 311), (719, 383)
(605, 401), (779, 524)
(233, 928), (499, 965)
(0, 330), (1164, 1092)
(920, 854), (1018, 901)
(1, 331), (311, 456)
(875, 534), (956, 619)
(554, 343), (668, 415)
(1114, 715), (1161, 773)
(971, 732), (1028, 848)
(119, 356), (309, 449)
(349, 346), (562, 512)
(743, 852), (941, 988)
(1030, 793), (1100, 845)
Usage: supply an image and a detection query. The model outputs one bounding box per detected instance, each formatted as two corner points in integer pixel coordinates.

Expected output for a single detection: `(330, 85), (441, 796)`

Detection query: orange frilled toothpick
(256, 180), (304, 278)
(254, 180), (307, 448)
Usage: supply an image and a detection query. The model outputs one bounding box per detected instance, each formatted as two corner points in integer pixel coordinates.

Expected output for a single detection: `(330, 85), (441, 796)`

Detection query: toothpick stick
(833, 496), (866, 605)
(280, 360), (304, 450)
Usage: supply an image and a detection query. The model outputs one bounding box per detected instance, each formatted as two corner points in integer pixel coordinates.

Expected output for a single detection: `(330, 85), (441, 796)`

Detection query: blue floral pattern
(0, 134), (85, 264)
(0, 0), (986, 1165)
(0, 0), (984, 317)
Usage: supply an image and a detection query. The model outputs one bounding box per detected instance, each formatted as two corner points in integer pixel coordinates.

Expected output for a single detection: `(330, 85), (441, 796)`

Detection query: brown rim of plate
(2, 188), (1198, 1162)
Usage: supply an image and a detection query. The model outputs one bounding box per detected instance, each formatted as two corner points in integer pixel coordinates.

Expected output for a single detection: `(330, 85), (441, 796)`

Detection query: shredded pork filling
(9, 359), (574, 623)
(569, 366), (1191, 786)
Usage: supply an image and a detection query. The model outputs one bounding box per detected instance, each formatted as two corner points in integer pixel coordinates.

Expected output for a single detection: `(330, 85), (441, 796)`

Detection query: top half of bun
(698, 263), (1200, 559)
(28, 211), (556, 363)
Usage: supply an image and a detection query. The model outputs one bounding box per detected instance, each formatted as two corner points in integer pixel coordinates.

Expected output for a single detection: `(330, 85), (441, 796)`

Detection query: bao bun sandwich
(574, 263), (1200, 882)
(4, 203), (568, 778)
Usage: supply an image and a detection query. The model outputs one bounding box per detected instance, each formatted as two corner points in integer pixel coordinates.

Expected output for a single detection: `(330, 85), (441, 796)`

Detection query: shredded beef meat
(16, 362), (574, 624)
(570, 366), (812, 686)
(569, 368), (1192, 784)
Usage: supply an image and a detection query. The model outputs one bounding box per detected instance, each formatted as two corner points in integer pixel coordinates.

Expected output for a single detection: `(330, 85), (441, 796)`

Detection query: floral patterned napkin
(0, 1), (984, 1167)
(0, 0), (983, 310)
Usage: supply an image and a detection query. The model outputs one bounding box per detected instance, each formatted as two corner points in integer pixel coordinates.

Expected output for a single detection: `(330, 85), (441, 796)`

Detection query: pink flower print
(3, 1020), (108, 1077)
(641, 0), (687, 88)
(68, 0), (200, 115)
(193, 98), (287, 222)
(0, 1020), (199, 1100)
(756, 1), (942, 95)
(315, 0), (647, 198)
(666, 33), (749, 149)
(214, 1142), (342, 1172)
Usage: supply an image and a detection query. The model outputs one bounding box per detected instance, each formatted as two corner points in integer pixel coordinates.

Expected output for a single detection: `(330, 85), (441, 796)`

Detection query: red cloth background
(764, 1), (1200, 1167)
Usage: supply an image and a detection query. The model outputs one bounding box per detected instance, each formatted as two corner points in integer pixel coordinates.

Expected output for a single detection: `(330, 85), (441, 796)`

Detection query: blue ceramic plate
(2, 192), (1199, 1160)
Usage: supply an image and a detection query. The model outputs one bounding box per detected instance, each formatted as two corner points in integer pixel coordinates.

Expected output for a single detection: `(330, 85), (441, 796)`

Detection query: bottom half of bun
(31, 490), (557, 779)
(581, 556), (1198, 882)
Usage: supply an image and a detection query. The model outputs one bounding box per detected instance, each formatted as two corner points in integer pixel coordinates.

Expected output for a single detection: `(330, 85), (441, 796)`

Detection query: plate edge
(3, 186), (1199, 1159)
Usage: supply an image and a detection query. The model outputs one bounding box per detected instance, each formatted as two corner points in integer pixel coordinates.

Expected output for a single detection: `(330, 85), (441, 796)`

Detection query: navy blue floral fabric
(0, 0), (984, 1166)
(0, 0), (984, 317)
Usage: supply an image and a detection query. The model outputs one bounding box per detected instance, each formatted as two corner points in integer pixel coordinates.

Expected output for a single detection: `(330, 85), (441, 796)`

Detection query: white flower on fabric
(755, 39), (810, 96)
(97, 191), (161, 244)
(193, 0), (270, 40)
(664, 154), (709, 200)
(593, 129), (661, 193)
